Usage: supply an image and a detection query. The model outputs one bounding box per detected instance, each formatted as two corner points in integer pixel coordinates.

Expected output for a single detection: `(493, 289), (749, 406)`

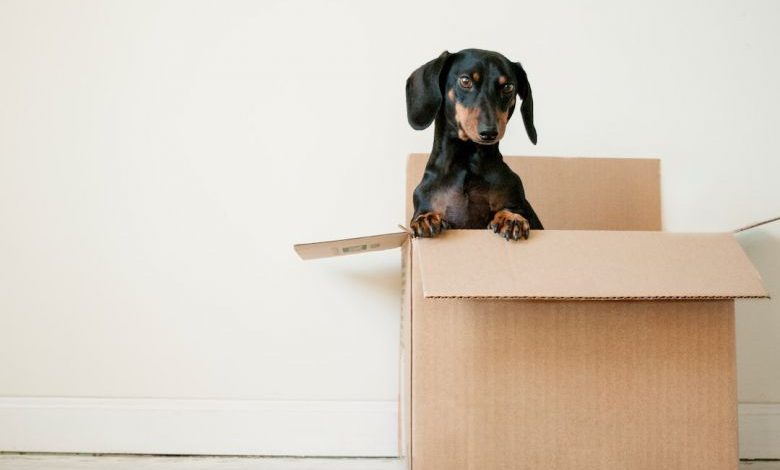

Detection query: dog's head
(406, 49), (536, 145)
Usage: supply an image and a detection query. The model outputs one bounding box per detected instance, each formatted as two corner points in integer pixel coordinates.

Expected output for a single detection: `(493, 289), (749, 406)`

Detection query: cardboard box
(295, 154), (768, 470)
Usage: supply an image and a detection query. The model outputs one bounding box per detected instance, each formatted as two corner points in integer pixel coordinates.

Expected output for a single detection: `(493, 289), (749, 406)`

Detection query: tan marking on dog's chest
(431, 186), (465, 213)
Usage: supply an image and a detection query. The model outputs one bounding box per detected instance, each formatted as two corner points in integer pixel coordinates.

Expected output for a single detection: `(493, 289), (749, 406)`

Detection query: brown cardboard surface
(410, 276), (738, 469)
(415, 229), (768, 300)
(405, 154), (662, 230)
(293, 232), (408, 260)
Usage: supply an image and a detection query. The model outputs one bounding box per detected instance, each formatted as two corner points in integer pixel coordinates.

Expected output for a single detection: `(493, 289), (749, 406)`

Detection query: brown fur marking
(498, 75), (507, 85)
(489, 209), (530, 240)
(496, 109), (509, 140)
(472, 72), (480, 82)
(410, 211), (446, 237)
(430, 186), (465, 216)
(454, 102), (481, 142)
(447, 88), (455, 102)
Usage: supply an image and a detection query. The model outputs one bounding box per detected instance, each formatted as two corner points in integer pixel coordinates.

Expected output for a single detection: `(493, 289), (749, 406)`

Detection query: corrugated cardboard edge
(399, 237), (413, 466)
(293, 232), (409, 260)
(414, 230), (769, 300)
(734, 215), (780, 233)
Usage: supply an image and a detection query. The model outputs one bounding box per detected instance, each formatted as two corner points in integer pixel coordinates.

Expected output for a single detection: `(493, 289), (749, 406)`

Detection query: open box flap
(415, 230), (768, 300)
(294, 231), (409, 260)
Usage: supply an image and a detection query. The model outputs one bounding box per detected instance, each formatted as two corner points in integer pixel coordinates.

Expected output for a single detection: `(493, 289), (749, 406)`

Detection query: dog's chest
(430, 175), (493, 229)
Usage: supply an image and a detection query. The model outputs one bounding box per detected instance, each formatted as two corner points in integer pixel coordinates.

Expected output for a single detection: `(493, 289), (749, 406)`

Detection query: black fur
(406, 48), (543, 240)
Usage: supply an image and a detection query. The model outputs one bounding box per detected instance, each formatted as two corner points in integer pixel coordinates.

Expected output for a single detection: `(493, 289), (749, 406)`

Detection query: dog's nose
(479, 129), (498, 141)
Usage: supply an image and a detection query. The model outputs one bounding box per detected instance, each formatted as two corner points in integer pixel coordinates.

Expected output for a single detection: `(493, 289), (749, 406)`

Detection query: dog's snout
(478, 128), (498, 141)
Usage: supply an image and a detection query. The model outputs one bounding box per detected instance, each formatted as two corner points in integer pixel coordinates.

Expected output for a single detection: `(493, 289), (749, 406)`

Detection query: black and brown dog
(406, 49), (543, 240)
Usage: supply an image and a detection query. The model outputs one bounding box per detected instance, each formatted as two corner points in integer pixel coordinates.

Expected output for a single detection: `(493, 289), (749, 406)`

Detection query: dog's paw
(410, 212), (449, 238)
(489, 209), (530, 241)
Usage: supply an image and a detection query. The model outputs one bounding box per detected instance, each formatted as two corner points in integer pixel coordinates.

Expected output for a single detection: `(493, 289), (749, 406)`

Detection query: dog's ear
(512, 61), (537, 145)
(406, 51), (450, 130)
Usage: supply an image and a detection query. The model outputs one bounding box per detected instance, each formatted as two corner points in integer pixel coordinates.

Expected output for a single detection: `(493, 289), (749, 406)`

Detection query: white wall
(1, 0), (778, 456)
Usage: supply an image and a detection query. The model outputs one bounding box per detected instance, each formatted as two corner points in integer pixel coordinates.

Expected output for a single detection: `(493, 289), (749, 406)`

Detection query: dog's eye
(458, 76), (473, 89)
(501, 83), (515, 95)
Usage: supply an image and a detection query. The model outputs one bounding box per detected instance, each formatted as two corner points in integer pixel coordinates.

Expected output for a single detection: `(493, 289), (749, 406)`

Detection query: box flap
(294, 232), (409, 260)
(415, 230), (768, 300)
(406, 154), (662, 230)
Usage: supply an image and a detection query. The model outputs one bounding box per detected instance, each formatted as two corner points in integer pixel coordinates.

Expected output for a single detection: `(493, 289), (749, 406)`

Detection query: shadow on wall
(735, 224), (780, 403)
(738, 226), (780, 303)
(335, 262), (402, 300)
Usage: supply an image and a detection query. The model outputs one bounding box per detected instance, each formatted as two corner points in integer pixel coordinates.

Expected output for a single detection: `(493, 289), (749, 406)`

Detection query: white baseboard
(2, 398), (776, 459)
(739, 403), (780, 459)
(0, 397), (398, 457)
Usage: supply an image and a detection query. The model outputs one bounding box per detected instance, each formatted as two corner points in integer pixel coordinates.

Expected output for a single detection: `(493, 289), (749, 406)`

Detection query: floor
(0, 455), (777, 470)
(1, 455), (403, 470)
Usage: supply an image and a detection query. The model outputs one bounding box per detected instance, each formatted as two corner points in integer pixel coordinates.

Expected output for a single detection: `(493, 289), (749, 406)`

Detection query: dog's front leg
(410, 211), (449, 238)
(488, 209), (530, 241)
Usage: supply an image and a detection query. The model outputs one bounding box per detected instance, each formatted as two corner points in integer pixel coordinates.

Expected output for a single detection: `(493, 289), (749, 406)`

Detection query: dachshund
(406, 49), (543, 240)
